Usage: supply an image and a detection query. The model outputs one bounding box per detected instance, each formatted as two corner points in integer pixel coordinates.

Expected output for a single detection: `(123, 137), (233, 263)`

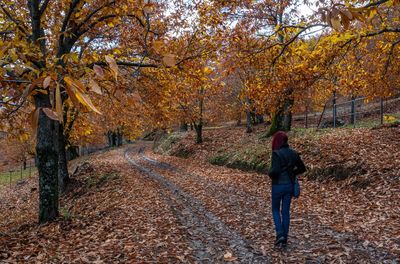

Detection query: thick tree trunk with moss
(268, 88), (294, 136)
(35, 94), (59, 223)
(268, 108), (284, 136)
(29, 0), (59, 223)
(266, 9), (291, 137)
(283, 96), (294, 131)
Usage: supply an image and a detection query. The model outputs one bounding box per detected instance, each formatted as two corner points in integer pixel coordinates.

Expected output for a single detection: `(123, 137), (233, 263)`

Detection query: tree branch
(76, 1), (116, 31)
(59, 0), (82, 47)
(39, 0), (50, 16)
(89, 61), (158, 68)
(272, 24), (328, 65)
(364, 0), (390, 8)
(76, 14), (116, 37)
(341, 27), (400, 48)
(0, 4), (28, 36)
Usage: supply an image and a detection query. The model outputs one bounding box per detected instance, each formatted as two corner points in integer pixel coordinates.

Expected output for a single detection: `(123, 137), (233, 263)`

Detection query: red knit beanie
(271, 131), (288, 151)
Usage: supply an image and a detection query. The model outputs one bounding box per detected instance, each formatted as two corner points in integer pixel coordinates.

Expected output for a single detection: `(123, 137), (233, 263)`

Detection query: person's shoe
(281, 238), (288, 248)
(274, 236), (285, 246)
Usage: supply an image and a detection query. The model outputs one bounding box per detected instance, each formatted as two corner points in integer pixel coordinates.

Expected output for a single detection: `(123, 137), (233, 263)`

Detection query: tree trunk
(66, 146), (79, 161)
(268, 89), (293, 136)
(107, 131), (113, 147)
(112, 132), (117, 147)
(350, 96), (355, 125)
(245, 110), (253, 133)
(194, 123), (203, 144)
(107, 131), (118, 147)
(195, 87), (205, 144)
(245, 97), (253, 133)
(251, 111), (256, 124)
(283, 96), (294, 131)
(236, 112), (242, 126)
(180, 122), (188, 132)
(58, 123), (69, 193)
(116, 128), (123, 147)
(256, 114), (264, 124)
(268, 108), (284, 136)
(35, 94), (59, 223)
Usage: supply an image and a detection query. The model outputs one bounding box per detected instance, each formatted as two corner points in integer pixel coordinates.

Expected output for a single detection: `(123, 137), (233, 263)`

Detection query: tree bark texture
(35, 94), (59, 223)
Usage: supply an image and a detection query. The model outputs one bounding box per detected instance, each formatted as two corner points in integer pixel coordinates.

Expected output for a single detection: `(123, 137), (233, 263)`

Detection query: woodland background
(0, 0), (399, 262)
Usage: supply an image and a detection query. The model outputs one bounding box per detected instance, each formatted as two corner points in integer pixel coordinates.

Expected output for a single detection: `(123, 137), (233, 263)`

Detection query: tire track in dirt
(135, 145), (399, 263)
(125, 147), (270, 263)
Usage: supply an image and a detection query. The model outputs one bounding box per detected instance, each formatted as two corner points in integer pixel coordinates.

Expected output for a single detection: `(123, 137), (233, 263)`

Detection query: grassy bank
(153, 123), (400, 186)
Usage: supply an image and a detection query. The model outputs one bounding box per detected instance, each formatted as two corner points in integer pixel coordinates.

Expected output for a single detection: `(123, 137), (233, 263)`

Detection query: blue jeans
(271, 184), (293, 239)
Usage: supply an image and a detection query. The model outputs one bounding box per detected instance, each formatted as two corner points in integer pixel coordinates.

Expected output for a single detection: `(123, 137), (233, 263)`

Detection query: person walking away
(268, 131), (306, 247)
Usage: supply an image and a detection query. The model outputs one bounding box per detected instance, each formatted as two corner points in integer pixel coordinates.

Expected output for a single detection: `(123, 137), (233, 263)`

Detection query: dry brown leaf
(162, 54), (176, 67)
(43, 76), (51, 89)
(42, 108), (60, 121)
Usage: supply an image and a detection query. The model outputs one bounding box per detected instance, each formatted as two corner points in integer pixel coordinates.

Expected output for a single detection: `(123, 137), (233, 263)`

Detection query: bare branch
(76, 14), (117, 37)
(382, 38), (400, 76)
(39, 0), (50, 16)
(59, 0), (82, 47)
(272, 24), (328, 65)
(364, 0), (390, 8)
(88, 61), (158, 68)
(76, 1), (116, 31)
(341, 27), (400, 48)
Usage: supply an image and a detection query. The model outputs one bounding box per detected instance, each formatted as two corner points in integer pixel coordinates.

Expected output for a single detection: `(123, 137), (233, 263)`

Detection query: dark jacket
(268, 144), (306, 185)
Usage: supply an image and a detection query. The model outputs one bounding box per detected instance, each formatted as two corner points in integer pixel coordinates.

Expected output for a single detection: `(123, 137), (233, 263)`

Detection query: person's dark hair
(271, 131), (288, 151)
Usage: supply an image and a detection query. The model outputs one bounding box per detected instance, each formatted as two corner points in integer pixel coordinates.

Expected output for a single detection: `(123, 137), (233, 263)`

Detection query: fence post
(305, 104), (309, 129)
(20, 163), (23, 180)
(380, 98), (384, 125)
(351, 96), (355, 126)
(332, 90), (337, 128)
(333, 104), (337, 128)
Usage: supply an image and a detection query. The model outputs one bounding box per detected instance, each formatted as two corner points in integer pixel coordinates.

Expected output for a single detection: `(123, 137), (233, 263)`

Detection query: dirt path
(125, 143), (399, 263)
(125, 146), (269, 263)
(1, 143), (398, 263)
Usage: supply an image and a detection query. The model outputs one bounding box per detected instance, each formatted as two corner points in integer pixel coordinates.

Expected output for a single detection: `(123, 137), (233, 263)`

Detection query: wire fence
(294, 96), (400, 129)
(0, 145), (111, 189)
(0, 160), (36, 188)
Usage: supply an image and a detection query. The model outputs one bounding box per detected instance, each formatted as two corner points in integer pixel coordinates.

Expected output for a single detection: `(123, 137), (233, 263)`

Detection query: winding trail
(124, 143), (399, 263)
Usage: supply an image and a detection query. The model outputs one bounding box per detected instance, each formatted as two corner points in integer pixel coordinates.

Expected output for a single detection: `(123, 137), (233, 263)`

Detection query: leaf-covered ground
(0, 126), (399, 263)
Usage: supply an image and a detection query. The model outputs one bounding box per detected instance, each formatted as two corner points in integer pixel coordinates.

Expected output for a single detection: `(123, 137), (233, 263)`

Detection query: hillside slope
(0, 125), (399, 263)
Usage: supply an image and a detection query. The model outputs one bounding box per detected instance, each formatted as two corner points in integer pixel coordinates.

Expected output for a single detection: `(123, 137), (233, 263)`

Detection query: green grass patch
(153, 132), (187, 155)
(208, 141), (270, 174)
(0, 167), (36, 185)
(60, 207), (73, 221)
